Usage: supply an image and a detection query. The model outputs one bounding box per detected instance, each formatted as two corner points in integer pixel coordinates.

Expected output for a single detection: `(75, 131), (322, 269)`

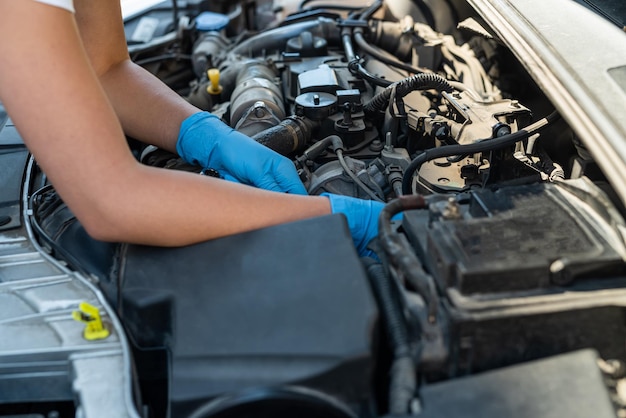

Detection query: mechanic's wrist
(176, 111), (225, 167)
(316, 194), (333, 215)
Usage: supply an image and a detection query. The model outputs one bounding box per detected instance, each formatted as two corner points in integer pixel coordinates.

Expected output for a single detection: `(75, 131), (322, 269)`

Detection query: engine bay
(4, 0), (626, 417)
(120, 0), (626, 416)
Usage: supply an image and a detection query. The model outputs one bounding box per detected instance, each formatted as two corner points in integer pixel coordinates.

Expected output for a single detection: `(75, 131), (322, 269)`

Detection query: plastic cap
(207, 68), (223, 95)
(196, 11), (229, 32)
(72, 302), (110, 341)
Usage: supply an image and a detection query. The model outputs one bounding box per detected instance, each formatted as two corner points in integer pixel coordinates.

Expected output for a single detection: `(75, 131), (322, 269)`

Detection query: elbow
(91, 51), (132, 79)
(75, 196), (135, 243)
(79, 212), (126, 243)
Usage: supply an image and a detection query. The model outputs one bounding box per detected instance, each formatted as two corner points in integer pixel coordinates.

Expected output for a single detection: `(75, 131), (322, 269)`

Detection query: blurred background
(121, 0), (164, 18)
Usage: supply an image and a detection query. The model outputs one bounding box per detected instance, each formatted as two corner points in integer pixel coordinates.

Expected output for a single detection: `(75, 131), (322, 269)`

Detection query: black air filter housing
(114, 214), (377, 418)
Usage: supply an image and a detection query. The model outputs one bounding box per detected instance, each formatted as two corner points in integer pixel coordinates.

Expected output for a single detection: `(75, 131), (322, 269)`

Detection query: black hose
(401, 111), (561, 194)
(347, 58), (392, 88)
(229, 18), (338, 57)
(362, 258), (416, 415)
(353, 29), (429, 75)
(358, 0), (384, 20)
(251, 116), (316, 156)
(298, 0), (315, 10)
(364, 73), (454, 117)
(342, 31), (392, 87)
(171, 0), (179, 31)
(300, 4), (365, 12)
(298, 0), (363, 12)
(337, 1), (394, 88)
(378, 195), (438, 322)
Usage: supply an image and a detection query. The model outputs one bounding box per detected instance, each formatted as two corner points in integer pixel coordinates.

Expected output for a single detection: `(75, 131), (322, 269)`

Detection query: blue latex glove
(323, 193), (389, 257)
(176, 112), (307, 194)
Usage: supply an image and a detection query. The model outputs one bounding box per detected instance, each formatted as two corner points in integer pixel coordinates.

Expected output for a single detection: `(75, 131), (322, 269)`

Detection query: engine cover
(110, 215), (378, 417)
(403, 182), (624, 294)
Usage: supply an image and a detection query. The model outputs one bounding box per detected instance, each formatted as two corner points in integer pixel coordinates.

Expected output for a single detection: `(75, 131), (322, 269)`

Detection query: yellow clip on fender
(72, 302), (110, 341)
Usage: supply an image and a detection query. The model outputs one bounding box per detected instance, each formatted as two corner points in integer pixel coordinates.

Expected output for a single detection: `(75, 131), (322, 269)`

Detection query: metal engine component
(308, 157), (389, 199)
(229, 61), (286, 136)
(408, 91), (533, 193)
(13, 1), (626, 417)
(192, 31), (231, 78)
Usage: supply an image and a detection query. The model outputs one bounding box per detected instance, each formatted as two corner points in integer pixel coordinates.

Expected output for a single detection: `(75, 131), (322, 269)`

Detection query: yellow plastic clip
(72, 302), (110, 341)
(206, 68), (223, 95)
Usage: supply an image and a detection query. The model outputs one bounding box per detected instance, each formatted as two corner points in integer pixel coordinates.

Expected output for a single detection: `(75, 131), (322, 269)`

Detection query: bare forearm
(73, 0), (198, 152)
(91, 163), (331, 245)
(0, 1), (330, 247)
(99, 60), (198, 152)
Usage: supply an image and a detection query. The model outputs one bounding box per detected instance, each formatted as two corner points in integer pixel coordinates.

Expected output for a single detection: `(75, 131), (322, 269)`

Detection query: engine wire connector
(72, 302), (110, 341)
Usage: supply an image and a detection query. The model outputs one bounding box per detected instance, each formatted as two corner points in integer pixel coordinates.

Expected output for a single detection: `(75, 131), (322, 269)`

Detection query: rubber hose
(363, 258), (415, 414)
(364, 73), (454, 117)
(252, 116), (316, 156)
(342, 30), (391, 87)
(229, 18), (338, 57)
(354, 29), (428, 75)
(377, 195), (438, 322)
(358, 0), (383, 20)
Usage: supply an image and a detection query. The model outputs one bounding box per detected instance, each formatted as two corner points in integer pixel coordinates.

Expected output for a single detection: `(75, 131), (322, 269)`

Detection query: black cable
(342, 29), (391, 87)
(364, 73), (454, 117)
(171, 0), (179, 31)
(298, 0), (366, 12)
(353, 29), (429, 75)
(358, 0), (383, 20)
(362, 258), (416, 414)
(401, 111), (561, 194)
(298, 0), (315, 11)
(300, 4), (365, 12)
(347, 58), (392, 87)
(279, 9), (342, 26)
(378, 195), (438, 322)
(336, 0), (395, 88)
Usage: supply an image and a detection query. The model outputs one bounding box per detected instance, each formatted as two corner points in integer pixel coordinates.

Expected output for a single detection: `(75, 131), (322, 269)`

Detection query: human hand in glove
(176, 112), (307, 195)
(323, 193), (399, 257)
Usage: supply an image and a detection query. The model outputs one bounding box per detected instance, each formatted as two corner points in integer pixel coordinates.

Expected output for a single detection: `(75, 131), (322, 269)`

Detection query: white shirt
(34, 0), (75, 13)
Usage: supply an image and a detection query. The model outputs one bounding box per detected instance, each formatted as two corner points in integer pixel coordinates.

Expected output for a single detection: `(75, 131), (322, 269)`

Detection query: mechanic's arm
(0, 1), (382, 254)
(74, 0), (306, 194)
(0, 1), (329, 245)
(73, 0), (193, 152)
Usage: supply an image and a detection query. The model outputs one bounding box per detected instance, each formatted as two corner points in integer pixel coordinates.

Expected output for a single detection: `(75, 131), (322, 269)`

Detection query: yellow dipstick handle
(207, 68), (223, 95)
(72, 302), (110, 341)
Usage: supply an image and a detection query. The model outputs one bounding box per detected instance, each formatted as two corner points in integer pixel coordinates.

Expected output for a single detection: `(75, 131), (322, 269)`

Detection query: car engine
(119, 1), (626, 416)
(3, 0), (626, 418)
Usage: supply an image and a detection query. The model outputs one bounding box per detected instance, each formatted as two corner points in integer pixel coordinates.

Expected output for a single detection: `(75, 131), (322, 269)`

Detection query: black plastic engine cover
(114, 214), (377, 417)
(403, 183), (624, 294)
(417, 349), (616, 418)
(401, 181), (626, 375)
